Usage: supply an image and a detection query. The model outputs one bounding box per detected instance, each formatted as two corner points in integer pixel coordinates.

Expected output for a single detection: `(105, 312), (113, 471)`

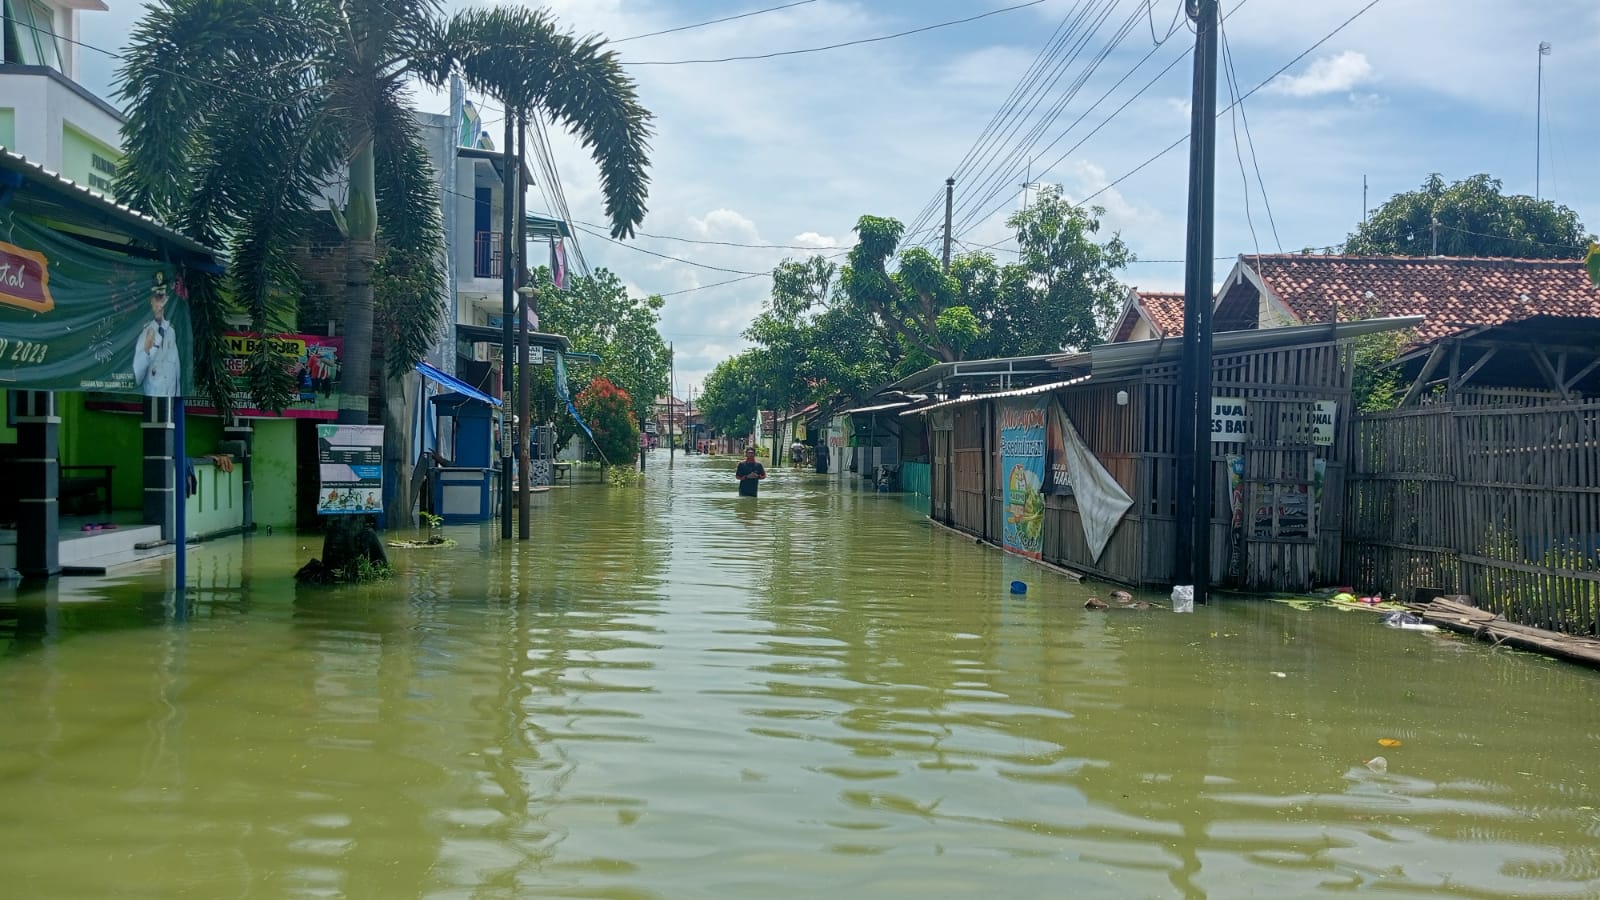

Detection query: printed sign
(90, 331), (343, 419)
(1210, 396), (1248, 442)
(317, 424), (383, 515)
(1272, 400), (1339, 446)
(0, 212), (190, 395)
(1046, 399), (1072, 495)
(0, 241), (53, 313)
(999, 398), (1048, 560)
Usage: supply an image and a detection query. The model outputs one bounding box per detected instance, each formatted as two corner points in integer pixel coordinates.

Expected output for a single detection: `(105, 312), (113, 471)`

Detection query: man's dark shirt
(736, 460), (765, 497)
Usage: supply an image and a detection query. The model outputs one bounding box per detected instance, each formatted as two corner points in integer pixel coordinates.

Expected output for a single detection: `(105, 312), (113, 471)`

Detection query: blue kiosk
(418, 362), (502, 524)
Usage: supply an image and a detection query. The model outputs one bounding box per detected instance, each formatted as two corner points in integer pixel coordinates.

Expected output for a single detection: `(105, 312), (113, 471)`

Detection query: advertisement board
(999, 398), (1048, 560)
(317, 424), (383, 515)
(1, 212), (190, 396)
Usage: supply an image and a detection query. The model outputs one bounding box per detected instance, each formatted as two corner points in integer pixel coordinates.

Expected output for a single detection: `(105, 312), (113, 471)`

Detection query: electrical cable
(611, 0), (817, 44)
(573, 225), (773, 276)
(907, 0), (1112, 248)
(1219, 10), (1281, 251)
(949, 0), (1171, 238)
(618, 0), (1047, 66)
(947, 0), (1136, 228)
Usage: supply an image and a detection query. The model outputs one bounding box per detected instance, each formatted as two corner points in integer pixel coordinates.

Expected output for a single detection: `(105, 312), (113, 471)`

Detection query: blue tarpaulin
(416, 361), (501, 407)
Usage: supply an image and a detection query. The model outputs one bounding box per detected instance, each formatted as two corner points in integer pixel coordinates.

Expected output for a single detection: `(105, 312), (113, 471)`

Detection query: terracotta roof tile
(1247, 255), (1600, 347)
(1137, 291), (1187, 337)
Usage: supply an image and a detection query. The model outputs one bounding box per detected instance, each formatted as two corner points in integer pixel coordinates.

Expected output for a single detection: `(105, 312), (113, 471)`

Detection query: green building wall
(251, 419), (297, 528)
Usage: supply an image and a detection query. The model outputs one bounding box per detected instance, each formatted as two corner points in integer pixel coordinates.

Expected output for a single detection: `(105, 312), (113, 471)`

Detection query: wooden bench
(59, 465), (114, 515)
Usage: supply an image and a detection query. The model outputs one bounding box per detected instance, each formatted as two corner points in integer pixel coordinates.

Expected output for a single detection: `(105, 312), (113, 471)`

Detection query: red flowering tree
(576, 377), (640, 467)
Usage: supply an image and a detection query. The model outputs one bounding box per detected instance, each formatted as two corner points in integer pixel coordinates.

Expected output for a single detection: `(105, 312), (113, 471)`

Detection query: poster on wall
(999, 398), (1048, 560)
(1210, 396), (1248, 442)
(0, 212), (190, 396)
(89, 331), (344, 418)
(317, 424), (383, 515)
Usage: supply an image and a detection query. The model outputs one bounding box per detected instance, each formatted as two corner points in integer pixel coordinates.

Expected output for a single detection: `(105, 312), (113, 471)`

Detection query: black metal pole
(1179, 0), (1219, 603)
(517, 115), (532, 541)
(941, 177), (955, 273)
(500, 116), (516, 540)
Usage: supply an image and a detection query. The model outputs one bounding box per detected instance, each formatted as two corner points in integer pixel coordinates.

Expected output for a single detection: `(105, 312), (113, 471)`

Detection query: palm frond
(373, 88), (447, 378)
(446, 8), (653, 237)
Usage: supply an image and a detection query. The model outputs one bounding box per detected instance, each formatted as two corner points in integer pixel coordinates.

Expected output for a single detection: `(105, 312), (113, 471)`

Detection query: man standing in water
(735, 447), (767, 497)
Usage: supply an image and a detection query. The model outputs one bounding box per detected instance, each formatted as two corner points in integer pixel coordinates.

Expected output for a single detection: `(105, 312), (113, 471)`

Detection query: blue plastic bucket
(1010, 580), (1027, 595)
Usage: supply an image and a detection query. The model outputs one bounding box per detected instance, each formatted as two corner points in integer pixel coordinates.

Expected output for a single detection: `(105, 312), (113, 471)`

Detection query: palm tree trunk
(320, 138), (383, 575)
(338, 139), (379, 425)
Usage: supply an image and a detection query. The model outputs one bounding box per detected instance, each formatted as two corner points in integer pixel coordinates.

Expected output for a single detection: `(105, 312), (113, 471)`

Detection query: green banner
(0, 210), (190, 396)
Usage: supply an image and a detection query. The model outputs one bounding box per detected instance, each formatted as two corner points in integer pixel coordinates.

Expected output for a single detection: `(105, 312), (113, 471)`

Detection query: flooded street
(3, 453), (1600, 898)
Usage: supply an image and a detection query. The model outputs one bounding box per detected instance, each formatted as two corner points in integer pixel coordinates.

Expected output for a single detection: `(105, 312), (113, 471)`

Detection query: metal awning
(417, 361), (501, 407)
(902, 377), (1091, 415)
(454, 323), (572, 352)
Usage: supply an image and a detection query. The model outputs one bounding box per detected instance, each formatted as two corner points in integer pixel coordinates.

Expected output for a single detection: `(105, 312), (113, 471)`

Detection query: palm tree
(117, 0), (447, 427)
(115, 0), (652, 536)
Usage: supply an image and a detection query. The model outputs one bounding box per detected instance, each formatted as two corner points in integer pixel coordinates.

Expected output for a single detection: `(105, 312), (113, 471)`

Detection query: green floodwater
(2, 454), (1599, 899)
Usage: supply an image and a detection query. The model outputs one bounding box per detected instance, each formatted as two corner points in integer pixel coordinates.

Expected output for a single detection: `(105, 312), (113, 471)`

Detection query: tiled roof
(1137, 291), (1187, 337)
(1248, 255), (1600, 346)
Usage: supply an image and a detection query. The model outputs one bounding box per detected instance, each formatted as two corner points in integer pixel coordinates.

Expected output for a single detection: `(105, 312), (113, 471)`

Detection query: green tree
(698, 352), (762, 442)
(841, 189), (1129, 364)
(532, 267), (670, 442)
(575, 377), (640, 466)
(1346, 174), (1592, 259)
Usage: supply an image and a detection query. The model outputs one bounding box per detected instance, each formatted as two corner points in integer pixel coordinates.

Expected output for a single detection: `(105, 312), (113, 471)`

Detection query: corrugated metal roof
(0, 147), (222, 261)
(901, 377), (1092, 415)
(842, 399), (921, 415)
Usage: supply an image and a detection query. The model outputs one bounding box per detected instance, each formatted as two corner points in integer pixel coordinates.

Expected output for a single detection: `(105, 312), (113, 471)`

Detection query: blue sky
(79, 0), (1600, 393)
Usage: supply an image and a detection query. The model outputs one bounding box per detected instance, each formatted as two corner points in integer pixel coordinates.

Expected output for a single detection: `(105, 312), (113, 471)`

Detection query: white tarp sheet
(1055, 404), (1134, 562)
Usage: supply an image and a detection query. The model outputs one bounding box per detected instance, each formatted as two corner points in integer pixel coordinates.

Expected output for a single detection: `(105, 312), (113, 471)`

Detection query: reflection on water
(2, 454), (1599, 898)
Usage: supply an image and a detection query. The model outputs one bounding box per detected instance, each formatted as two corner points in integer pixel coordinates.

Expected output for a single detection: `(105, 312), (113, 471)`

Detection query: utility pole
(1536, 41), (1550, 200)
(668, 341), (676, 464)
(516, 114), (532, 541)
(941, 177), (955, 273)
(1431, 217), (1440, 256)
(1362, 175), (1368, 226)
(499, 116), (517, 540)
(1176, 0), (1219, 605)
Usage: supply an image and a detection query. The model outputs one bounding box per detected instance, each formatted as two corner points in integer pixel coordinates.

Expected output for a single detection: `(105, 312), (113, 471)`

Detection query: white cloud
(1266, 50), (1374, 98)
(790, 232), (843, 248)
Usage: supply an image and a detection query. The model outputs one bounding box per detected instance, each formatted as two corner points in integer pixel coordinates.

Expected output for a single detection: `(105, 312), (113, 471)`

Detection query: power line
(573, 225), (773, 275)
(1075, 0), (1388, 213)
(1219, 9), (1281, 252)
(576, 221), (853, 251)
(619, 0), (1047, 65)
(902, 0), (1095, 246)
(949, 1), (1172, 239)
(947, 0), (1139, 237)
(907, 0), (1111, 248)
(953, 37), (1194, 239)
(612, 0), (817, 43)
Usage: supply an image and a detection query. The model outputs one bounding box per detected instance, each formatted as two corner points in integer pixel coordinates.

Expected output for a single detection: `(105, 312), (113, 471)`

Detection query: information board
(316, 424), (383, 515)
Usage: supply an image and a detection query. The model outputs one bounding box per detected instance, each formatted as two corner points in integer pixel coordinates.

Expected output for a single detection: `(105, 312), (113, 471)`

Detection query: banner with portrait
(999, 397), (1049, 560)
(0, 210), (190, 396)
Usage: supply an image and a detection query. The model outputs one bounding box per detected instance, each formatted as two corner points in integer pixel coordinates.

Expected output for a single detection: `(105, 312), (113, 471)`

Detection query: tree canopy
(1346, 174), (1592, 259)
(841, 188), (1129, 364)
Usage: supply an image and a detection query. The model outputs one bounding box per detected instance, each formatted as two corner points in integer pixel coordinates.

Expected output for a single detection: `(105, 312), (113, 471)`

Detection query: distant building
(0, 0), (121, 188)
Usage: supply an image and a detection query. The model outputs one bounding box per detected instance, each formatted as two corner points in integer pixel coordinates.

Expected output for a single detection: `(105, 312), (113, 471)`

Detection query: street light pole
(1536, 41), (1551, 200)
